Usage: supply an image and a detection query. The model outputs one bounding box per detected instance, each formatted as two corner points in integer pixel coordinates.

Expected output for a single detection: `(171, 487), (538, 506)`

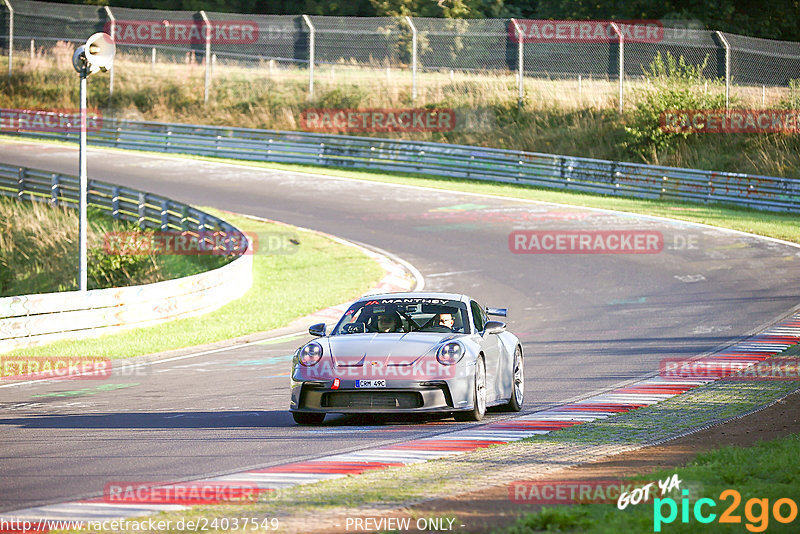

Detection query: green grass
(502, 433), (800, 533)
(0, 196), (228, 295)
(5, 208), (384, 359)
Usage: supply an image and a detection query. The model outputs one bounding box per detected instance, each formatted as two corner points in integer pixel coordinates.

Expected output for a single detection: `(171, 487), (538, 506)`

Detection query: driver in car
(377, 313), (402, 333)
(437, 313), (455, 330)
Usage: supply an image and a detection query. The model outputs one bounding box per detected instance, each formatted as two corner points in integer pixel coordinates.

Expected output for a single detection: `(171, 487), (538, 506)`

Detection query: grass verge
(0, 196), (228, 295)
(5, 208), (384, 359)
(503, 432), (800, 533)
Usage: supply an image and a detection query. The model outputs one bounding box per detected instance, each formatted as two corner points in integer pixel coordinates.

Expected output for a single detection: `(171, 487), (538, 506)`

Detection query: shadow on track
(0, 410), (464, 429)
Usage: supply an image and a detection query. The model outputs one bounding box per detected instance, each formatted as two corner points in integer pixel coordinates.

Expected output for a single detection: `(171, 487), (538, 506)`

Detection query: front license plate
(355, 379), (386, 388)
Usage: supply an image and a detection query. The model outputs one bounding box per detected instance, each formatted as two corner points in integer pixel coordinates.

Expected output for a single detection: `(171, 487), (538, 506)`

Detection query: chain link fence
(1, 0), (800, 110)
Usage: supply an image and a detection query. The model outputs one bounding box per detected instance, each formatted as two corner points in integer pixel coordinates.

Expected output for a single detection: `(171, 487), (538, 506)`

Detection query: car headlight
(437, 341), (464, 365)
(299, 342), (323, 366)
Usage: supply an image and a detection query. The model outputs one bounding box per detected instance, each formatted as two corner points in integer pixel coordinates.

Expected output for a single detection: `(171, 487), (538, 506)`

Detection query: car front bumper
(290, 376), (475, 414)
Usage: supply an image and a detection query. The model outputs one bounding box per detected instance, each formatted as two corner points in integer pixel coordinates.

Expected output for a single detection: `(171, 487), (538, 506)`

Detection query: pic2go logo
(654, 489), (798, 532)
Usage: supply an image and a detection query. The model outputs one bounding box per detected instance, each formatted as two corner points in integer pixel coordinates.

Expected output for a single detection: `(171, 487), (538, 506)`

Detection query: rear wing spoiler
(486, 307), (507, 317)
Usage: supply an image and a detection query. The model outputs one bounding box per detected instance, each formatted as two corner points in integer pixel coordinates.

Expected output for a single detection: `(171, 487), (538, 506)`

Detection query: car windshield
(332, 297), (470, 335)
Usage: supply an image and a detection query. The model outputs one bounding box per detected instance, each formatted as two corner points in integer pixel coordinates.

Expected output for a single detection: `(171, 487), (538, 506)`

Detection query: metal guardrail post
(511, 19), (524, 109)
(50, 173), (59, 205)
(104, 6), (115, 99)
(2, 0), (12, 76)
(160, 199), (169, 230)
(716, 31), (731, 110)
(404, 16), (417, 102)
(111, 185), (120, 219)
(138, 191), (146, 229)
(609, 22), (624, 113)
(200, 11), (211, 104)
(16, 167), (24, 199)
(198, 213), (207, 251)
(302, 15), (315, 100)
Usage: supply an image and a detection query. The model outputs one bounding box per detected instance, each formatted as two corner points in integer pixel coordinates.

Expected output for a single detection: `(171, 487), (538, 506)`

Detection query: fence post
(50, 173), (59, 206)
(2, 0), (12, 76)
(151, 47), (155, 73)
(405, 16), (417, 102)
(200, 11), (211, 104)
(302, 15), (315, 100)
(198, 213), (207, 251)
(511, 18), (524, 109)
(104, 6), (115, 98)
(17, 167), (24, 199)
(138, 191), (147, 229)
(111, 186), (120, 219)
(160, 199), (169, 230)
(716, 31), (730, 110)
(609, 22), (623, 113)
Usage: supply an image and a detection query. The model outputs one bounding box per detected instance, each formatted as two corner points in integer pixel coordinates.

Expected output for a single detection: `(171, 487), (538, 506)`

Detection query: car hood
(326, 332), (458, 367)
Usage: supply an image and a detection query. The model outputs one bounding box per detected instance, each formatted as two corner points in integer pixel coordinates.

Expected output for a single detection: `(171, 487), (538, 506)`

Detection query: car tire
(454, 356), (486, 422)
(292, 412), (325, 425)
(502, 346), (524, 412)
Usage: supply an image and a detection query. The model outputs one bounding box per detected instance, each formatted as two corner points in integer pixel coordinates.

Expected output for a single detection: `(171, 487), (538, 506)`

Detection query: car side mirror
(308, 323), (326, 337)
(484, 320), (506, 335)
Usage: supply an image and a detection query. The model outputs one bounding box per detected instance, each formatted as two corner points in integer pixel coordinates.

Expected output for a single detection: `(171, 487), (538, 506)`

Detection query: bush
(622, 51), (728, 159)
(88, 238), (158, 290)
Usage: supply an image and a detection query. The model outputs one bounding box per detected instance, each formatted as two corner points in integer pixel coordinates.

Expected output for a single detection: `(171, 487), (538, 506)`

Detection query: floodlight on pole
(72, 32), (115, 292)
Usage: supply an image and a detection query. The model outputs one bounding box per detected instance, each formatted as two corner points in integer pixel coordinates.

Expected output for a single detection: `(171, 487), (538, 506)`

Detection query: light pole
(71, 33), (115, 292)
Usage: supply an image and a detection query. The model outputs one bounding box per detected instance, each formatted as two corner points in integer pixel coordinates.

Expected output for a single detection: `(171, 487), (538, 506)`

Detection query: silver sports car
(290, 292), (524, 424)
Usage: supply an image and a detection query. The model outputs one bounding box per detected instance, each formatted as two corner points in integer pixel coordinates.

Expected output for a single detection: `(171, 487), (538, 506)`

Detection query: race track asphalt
(1, 140), (798, 512)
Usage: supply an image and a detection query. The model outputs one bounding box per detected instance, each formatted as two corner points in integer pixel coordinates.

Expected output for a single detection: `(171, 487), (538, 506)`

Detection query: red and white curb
(3, 313), (798, 522)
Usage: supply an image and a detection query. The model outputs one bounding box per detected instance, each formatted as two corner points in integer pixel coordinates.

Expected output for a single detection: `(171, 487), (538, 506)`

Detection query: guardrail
(0, 162), (253, 353)
(5, 117), (799, 212)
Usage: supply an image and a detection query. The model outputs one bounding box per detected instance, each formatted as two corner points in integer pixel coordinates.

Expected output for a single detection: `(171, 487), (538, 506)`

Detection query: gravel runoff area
(253, 349), (800, 533)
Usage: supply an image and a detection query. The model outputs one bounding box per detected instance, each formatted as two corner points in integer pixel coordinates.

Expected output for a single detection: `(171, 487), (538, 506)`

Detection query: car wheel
(455, 356), (486, 422)
(292, 412), (325, 425)
(503, 346), (524, 412)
